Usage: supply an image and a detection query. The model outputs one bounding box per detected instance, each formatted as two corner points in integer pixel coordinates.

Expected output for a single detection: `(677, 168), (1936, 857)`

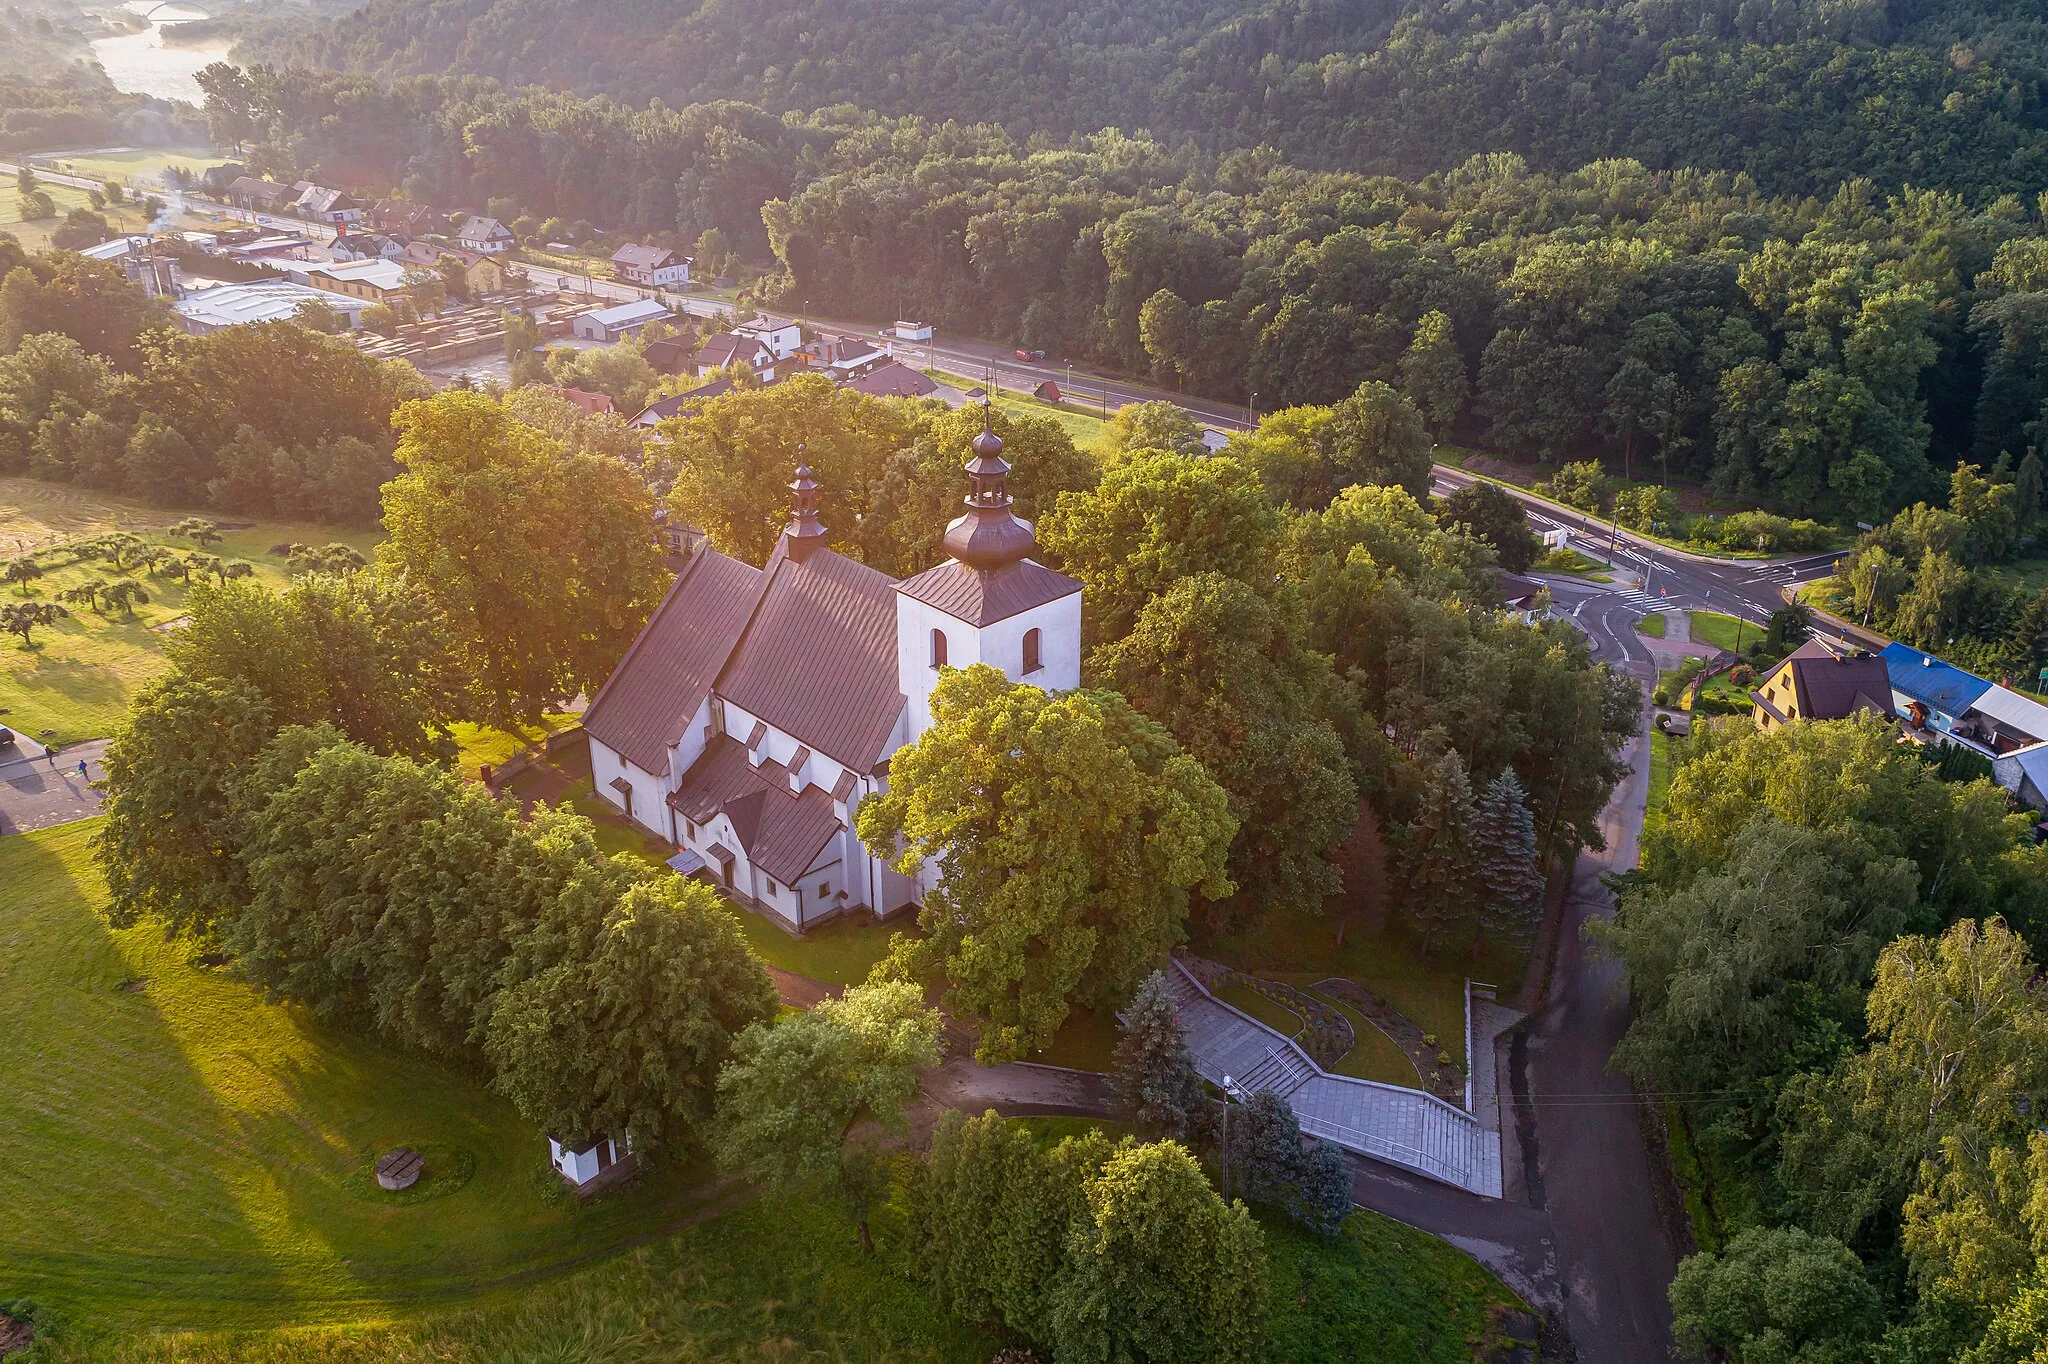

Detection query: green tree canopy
(857, 665), (1236, 1062)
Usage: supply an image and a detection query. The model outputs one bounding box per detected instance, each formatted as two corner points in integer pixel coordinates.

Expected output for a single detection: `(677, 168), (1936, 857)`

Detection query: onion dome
(941, 409), (1037, 572)
(784, 449), (828, 562)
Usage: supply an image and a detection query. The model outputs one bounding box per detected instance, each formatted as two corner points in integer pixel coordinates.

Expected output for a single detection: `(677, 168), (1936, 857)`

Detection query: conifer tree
(1111, 969), (1203, 1139)
(1408, 749), (1476, 953)
(1471, 768), (1546, 947)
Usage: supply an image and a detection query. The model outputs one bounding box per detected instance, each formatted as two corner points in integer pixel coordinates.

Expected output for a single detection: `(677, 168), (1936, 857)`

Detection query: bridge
(137, 2), (211, 20)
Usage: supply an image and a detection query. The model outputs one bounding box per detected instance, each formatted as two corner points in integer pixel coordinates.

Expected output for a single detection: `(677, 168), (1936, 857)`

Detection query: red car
(1013, 347), (1047, 361)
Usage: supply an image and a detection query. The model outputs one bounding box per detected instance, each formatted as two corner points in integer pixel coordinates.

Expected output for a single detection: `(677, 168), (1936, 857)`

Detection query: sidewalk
(0, 738), (109, 835)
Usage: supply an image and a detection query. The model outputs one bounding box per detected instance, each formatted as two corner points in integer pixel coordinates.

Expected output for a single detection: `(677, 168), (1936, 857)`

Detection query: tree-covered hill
(238, 0), (2048, 197)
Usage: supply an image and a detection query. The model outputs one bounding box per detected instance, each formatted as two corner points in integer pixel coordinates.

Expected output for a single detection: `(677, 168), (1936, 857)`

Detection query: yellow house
(1750, 640), (1895, 730)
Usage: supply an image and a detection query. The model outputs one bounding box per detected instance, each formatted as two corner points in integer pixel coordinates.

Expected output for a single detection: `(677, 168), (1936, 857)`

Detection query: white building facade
(583, 421), (1081, 932)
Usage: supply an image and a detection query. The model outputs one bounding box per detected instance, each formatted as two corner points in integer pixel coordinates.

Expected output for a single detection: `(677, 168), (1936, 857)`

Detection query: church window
(1023, 627), (1042, 675)
(931, 628), (948, 669)
(818, 881), (831, 898)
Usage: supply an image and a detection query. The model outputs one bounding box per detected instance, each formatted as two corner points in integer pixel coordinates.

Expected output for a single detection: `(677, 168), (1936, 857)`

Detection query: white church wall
(589, 737), (673, 843)
(719, 698), (851, 799)
(669, 697), (714, 795)
(895, 582), (1082, 740)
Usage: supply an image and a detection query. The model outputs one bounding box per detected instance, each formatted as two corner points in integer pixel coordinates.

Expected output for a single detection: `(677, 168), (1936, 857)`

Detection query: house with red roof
(582, 417), (1082, 930)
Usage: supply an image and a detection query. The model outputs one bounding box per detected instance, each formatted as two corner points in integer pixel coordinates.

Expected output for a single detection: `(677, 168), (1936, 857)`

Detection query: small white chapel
(583, 417), (1082, 931)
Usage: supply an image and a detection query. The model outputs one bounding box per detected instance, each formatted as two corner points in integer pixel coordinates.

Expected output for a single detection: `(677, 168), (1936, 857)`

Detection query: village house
(693, 331), (777, 381)
(734, 317), (803, 360)
(642, 333), (696, 374)
(554, 387), (615, 416)
(1749, 640), (1896, 731)
(458, 215), (516, 254)
(804, 333), (883, 378)
(842, 362), (938, 399)
(368, 198), (438, 238)
(327, 231), (405, 262)
(224, 176), (293, 213)
(397, 241), (510, 295)
(294, 186), (364, 226)
(628, 378), (734, 428)
(571, 298), (673, 342)
(582, 417), (1082, 931)
(610, 243), (692, 288)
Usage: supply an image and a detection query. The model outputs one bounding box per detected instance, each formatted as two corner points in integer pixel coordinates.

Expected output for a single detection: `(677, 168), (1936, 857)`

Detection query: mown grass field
(5, 824), (1529, 1362)
(1687, 609), (1754, 654)
(925, 366), (1108, 446)
(31, 147), (230, 189)
(0, 480), (382, 744)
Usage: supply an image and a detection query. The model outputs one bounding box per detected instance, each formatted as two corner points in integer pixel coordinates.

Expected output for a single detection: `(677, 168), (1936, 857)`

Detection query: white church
(583, 418), (1082, 932)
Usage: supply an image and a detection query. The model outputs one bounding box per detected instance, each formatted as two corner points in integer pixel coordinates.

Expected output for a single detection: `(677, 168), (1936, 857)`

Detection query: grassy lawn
(32, 147), (233, 189)
(1030, 1005), (1122, 1072)
(0, 487), (384, 744)
(1534, 546), (1613, 580)
(1637, 612), (1667, 638)
(925, 366), (1107, 446)
(1310, 987), (1423, 1089)
(1197, 916), (1516, 1070)
(1688, 610), (1755, 654)
(0, 821), (722, 1336)
(1645, 727), (1674, 834)
(1216, 982), (1307, 1038)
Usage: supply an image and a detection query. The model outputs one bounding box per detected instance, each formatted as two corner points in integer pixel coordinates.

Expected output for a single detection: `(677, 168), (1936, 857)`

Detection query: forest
(235, 0), (2048, 201)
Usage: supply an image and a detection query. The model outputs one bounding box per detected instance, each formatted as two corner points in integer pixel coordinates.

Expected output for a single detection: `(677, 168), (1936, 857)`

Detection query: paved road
(0, 738), (107, 835)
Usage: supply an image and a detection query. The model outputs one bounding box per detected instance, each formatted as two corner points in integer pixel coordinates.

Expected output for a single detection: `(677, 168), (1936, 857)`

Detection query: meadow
(0, 479), (382, 744)
(2, 821), (1530, 1363)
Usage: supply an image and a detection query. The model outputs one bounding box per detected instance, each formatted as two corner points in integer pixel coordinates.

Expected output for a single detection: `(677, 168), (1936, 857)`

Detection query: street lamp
(1248, 391), (1258, 429)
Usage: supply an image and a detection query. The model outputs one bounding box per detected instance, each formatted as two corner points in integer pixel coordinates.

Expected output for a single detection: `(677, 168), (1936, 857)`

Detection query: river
(90, 1), (231, 105)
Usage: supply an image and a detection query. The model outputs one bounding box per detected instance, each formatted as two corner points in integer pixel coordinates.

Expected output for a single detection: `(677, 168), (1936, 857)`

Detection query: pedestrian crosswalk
(1609, 587), (1668, 612)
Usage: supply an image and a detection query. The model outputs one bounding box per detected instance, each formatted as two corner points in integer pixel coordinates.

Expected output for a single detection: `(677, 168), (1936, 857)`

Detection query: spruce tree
(1290, 1139), (1355, 1238)
(1111, 969), (1203, 1138)
(1471, 768), (1546, 948)
(1408, 749), (1476, 954)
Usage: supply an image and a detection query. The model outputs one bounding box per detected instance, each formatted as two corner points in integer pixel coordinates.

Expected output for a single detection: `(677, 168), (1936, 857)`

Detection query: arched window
(930, 628), (948, 670)
(1022, 627), (1042, 675)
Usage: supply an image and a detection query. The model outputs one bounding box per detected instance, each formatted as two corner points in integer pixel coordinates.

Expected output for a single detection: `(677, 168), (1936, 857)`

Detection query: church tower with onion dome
(892, 408), (1083, 740)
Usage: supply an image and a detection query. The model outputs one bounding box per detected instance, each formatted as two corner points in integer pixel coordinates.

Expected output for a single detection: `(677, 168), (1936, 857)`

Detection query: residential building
(610, 243), (692, 288)
(397, 241), (509, 295)
(368, 198), (438, 238)
(172, 281), (370, 333)
(571, 298), (673, 342)
(302, 258), (413, 304)
(458, 216), (515, 254)
(734, 317), (802, 360)
(1749, 640), (1896, 731)
(628, 378), (734, 428)
(642, 334), (696, 374)
(327, 231), (404, 262)
(804, 333), (882, 377)
(1879, 643), (2048, 753)
(693, 331), (776, 380)
(842, 362), (938, 399)
(1495, 572), (1551, 624)
(294, 186), (364, 225)
(224, 176), (293, 212)
(555, 387), (615, 416)
(582, 420), (1082, 931)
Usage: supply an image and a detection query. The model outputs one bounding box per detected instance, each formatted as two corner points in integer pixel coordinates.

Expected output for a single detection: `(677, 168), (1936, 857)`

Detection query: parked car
(1013, 347), (1046, 361)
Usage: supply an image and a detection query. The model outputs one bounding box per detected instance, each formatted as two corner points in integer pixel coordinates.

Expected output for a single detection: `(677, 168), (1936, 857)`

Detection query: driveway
(0, 738), (108, 835)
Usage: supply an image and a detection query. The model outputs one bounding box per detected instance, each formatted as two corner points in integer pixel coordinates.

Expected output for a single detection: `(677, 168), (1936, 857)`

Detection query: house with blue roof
(1881, 643), (1993, 728)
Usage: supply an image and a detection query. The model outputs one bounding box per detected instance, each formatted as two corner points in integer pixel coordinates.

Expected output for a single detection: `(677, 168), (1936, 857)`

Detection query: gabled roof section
(582, 549), (765, 773)
(895, 557), (1081, 627)
(611, 243), (678, 268)
(668, 738), (842, 883)
(718, 542), (905, 769)
(1783, 640), (1896, 722)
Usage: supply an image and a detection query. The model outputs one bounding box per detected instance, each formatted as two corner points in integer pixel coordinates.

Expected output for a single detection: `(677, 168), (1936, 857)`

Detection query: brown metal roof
(668, 738), (843, 883)
(581, 549), (766, 773)
(1782, 640), (1897, 722)
(842, 362), (937, 398)
(895, 557), (1081, 628)
(718, 542), (907, 769)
